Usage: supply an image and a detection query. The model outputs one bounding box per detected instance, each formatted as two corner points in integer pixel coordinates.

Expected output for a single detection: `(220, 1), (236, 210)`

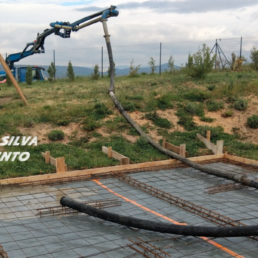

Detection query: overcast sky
(1, 0), (258, 68)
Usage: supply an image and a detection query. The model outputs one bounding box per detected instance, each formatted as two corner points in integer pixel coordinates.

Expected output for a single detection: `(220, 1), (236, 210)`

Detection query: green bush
(26, 66), (33, 85)
(157, 95), (173, 110)
(92, 103), (112, 120)
(82, 117), (100, 131)
(123, 101), (136, 112)
(148, 57), (156, 74)
(250, 46), (258, 70)
(234, 99), (248, 111)
(129, 59), (141, 77)
(91, 64), (100, 80)
(175, 108), (196, 130)
(247, 115), (258, 128)
(206, 100), (224, 111)
(67, 60), (75, 81)
(185, 102), (204, 116)
(184, 44), (216, 79)
(200, 116), (214, 122)
(207, 85), (215, 91)
(145, 112), (172, 128)
(48, 130), (65, 141)
(222, 109), (234, 117)
(56, 120), (70, 126)
(183, 90), (210, 102)
(47, 62), (56, 81)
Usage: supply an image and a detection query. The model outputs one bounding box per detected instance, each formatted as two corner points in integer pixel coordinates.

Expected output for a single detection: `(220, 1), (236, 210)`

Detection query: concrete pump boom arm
(5, 6), (119, 69)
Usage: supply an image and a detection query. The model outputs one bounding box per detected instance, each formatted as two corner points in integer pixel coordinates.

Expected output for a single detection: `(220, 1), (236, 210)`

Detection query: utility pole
(240, 36), (242, 58)
(159, 42), (162, 75)
(53, 49), (56, 81)
(101, 46), (103, 78)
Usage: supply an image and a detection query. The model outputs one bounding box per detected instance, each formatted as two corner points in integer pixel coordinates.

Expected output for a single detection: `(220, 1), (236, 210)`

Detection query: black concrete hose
(61, 196), (258, 237)
(101, 20), (258, 190)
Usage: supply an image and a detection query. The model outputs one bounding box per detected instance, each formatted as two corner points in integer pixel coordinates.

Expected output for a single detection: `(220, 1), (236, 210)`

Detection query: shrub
(6, 74), (12, 86)
(185, 102), (204, 116)
(200, 116), (214, 122)
(148, 57), (156, 74)
(93, 103), (112, 120)
(206, 100), (224, 111)
(107, 62), (116, 77)
(26, 66), (33, 85)
(175, 108), (196, 130)
(122, 101), (136, 112)
(141, 72), (147, 75)
(157, 95), (173, 110)
(82, 117), (100, 131)
(234, 99), (248, 111)
(67, 60), (75, 81)
(250, 46), (258, 70)
(168, 55), (175, 73)
(56, 120), (70, 126)
(48, 130), (65, 141)
(184, 44), (216, 79)
(145, 112), (172, 128)
(47, 62), (56, 81)
(136, 136), (149, 148)
(207, 85), (215, 91)
(183, 90), (210, 102)
(129, 59), (140, 77)
(221, 109), (234, 117)
(247, 115), (258, 128)
(91, 64), (100, 80)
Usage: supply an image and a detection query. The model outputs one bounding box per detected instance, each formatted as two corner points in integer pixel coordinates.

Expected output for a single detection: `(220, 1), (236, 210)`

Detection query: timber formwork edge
(0, 153), (258, 187)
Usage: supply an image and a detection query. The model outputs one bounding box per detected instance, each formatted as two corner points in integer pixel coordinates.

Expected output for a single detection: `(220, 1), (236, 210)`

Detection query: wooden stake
(45, 151), (50, 163)
(206, 130), (211, 141)
(0, 54), (28, 106)
(179, 144), (186, 157)
(162, 138), (166, 148)
(108, 147), (112, 158)
(216, 140), (224, 154)
(56, 157), (66, 173)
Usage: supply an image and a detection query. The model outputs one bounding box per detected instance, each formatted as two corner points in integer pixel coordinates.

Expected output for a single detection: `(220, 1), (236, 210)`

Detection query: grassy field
(1, 68), (258, 179)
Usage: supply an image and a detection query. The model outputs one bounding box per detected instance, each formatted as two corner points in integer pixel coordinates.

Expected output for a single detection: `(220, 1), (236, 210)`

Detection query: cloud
(77, 0), (258, 13)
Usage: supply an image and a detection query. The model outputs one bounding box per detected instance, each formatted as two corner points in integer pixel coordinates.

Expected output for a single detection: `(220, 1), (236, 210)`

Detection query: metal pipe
(75, 17), (102, 31)
(60, 196), (258, 237)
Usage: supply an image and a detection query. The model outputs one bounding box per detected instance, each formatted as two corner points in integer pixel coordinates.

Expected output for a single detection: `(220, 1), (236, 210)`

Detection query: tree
(168, 55), (175, 73)
(26, 66), (33, 85)
(107, 62), (116, 77)
(47, 62), (56, 81)
(250, 46), (258, 70)
(67, 60), (75, 81)
(129, 59), (141, 77)
(229, 52), (245, 71)
(184, 44), (216, 79)
(148, 57), (156, 74)
(91, 64), (100, 80)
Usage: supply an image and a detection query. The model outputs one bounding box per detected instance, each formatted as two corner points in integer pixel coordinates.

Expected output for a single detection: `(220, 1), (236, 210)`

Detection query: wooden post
(56, 157), (66, 173)
(162, 138), (166, 148)
(45, 151), (50, 163)
(179, 144), (186, 157)
(121, 158), (130, 165)
(216, 140), (224, 154)
(108, 147), (112, 158)
(0, 54), (28, 106)
(206, 130), (211, 141)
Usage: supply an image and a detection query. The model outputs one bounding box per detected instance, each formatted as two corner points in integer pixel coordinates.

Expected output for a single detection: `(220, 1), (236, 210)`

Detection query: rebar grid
(112, 172), (258, 242)
(0, 245), (9, 258)
(204, 183), (247, 194)
(36, 199), (121, 217)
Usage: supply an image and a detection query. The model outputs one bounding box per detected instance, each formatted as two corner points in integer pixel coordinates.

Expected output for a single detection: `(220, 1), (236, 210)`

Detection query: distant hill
(0, 63), (181, 79)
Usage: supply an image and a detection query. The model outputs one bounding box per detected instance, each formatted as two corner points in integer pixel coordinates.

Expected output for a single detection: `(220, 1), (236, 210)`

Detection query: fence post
(53, 49), (55, 81)
(101, 46), (103, 78)
(240, 36), (242, 58)
(159, 42), (162, 75)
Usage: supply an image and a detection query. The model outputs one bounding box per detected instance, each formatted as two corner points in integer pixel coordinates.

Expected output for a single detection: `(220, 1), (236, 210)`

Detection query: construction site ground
(1, 161), (258, 258)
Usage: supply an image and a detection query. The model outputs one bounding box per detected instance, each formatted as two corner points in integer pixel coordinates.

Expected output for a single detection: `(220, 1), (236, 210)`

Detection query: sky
(1, 0), (258, 68)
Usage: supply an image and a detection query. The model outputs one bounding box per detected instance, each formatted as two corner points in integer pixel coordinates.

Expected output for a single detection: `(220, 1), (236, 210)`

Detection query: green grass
(1, 69), (258, 178)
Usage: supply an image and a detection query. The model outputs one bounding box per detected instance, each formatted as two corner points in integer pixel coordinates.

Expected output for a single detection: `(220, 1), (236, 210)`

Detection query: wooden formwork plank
(0, 154), (225, 185)
(102, 146), (130, 164)
(197, 133), (218, 154)
(49, 156), (57, 167)
(179, 144), (186, 157)
(225, 153), (258, 166)
(56, 157), (66, 173)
